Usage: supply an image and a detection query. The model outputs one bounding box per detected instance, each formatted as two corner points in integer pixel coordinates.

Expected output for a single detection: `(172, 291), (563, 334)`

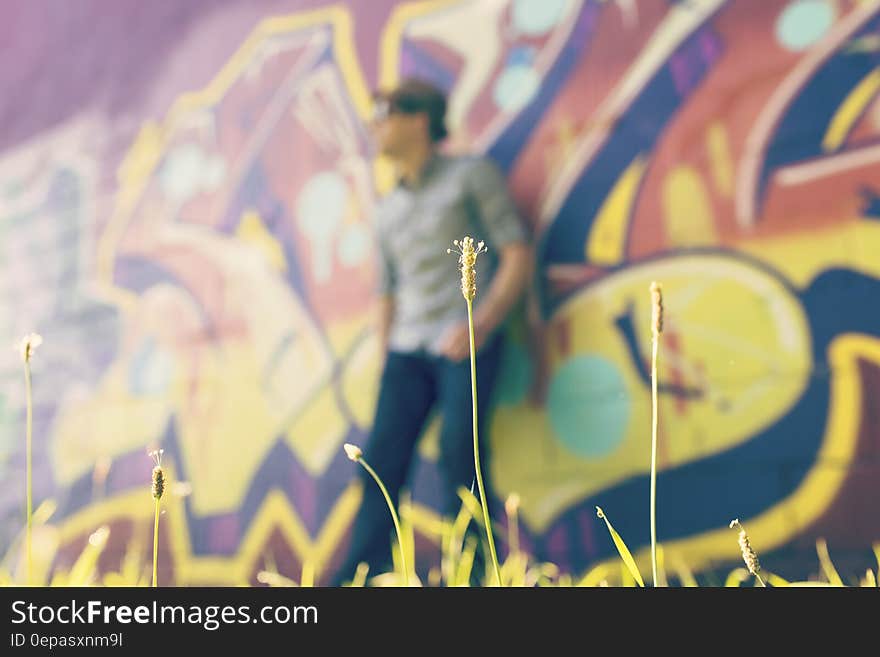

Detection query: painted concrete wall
(1, 0), (879, 585)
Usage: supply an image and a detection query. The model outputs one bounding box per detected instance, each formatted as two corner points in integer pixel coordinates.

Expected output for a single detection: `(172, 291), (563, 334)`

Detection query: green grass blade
(724, 568), (751, 587)
(577, 563), (613, 587)
(596, 506), (644, 587)
(816, 538), (845, 586)
(454, 536), (478, 587)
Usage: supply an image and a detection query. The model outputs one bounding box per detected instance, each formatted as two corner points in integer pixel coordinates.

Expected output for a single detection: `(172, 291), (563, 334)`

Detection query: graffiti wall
(1, 0), (879, 585)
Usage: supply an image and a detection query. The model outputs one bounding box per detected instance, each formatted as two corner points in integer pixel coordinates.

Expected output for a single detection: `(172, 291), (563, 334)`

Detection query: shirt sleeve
(465, 156), (528, 248)
(376, 227), (397, 296)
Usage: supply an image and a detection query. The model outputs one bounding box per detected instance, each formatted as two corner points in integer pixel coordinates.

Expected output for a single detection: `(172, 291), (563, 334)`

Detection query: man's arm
(438, 156), (533, 361)
(466, 155), (532, 338)
(473, 241), (532, 339)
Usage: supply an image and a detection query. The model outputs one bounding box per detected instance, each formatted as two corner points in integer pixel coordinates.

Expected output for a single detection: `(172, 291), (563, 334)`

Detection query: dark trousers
(331, 333), (505, 585)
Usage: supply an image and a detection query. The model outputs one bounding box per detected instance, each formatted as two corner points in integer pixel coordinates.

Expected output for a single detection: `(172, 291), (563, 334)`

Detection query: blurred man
(331, 78), (531, 586)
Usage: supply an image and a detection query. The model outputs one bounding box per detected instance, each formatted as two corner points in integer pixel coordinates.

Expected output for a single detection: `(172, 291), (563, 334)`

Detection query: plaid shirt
(374, 153), (526, 355)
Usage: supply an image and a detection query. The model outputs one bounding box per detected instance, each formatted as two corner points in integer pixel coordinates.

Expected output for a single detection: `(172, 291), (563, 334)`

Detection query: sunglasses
(369, 100), (394, 124)
(369, 98), (424, 124)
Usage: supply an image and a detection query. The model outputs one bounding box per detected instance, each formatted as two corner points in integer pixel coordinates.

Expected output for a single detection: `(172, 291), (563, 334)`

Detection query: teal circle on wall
(512, 0), (569, 36)
(776, 0), (835, 52)
(493, 65), (540, 112)
(547, 354), (630, 458)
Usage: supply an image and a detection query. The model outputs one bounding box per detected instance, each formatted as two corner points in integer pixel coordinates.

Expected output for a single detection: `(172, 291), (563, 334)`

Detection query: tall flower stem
(649, 282), (663, 587)
(448, 236), (501, 587)
(18, 333), (41, 586)
(149, 449), (165, 588)
(24, 360), (33, 586)
(344, 444), (408, 586)
(152, 497), (160, 588)
(467, 298), (502, 587)
(650, 332), (658, 586)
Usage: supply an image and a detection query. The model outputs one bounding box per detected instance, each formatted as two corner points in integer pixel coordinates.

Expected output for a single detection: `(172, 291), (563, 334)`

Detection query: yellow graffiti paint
(285, 381), (349, 477)
(339, 330), (383, 430)
(734, 219), (880, 287)
(236, 210), (288, 272)
(662, 165), (718, 247)
(492, 253), (811, 532)
(176, 344), (285, 515)
(65, 3), (408, 580)
(55, 467), (363, 585)
(587, 156), (647, 265)
(99, 5), (372, 305)
(50, 363), (172, 487)
(379, 0), (467, 90)
(371, 157), (397, 196)
(706, 121), (733, 197)
(373, 0), (466, 195)
(823, 67), (880, 152)
(583, 332), (874, 581)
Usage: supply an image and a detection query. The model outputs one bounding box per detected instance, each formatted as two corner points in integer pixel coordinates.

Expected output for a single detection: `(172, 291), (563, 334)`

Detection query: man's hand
(438, 319), (487, 362)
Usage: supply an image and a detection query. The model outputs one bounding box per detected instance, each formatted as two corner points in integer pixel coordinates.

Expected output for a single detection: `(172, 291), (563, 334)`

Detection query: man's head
(369, 78), (448, 158)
